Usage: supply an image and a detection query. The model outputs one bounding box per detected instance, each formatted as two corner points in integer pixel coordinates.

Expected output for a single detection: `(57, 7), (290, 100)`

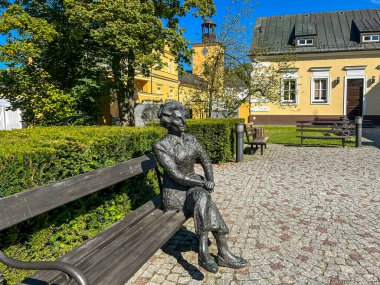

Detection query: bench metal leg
(265, 144), (267, 149)
(342, 139), (345, 148)
(261, 145), (263, 155)
(0, 272), (5, 285)
(250, 145), (254, 155)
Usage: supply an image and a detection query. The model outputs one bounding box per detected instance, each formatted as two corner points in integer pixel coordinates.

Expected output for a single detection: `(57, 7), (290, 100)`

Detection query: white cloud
(371, 0), (380, 4)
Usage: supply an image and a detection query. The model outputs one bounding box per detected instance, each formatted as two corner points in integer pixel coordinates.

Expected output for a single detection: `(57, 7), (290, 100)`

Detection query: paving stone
(125, 129), (380, 284)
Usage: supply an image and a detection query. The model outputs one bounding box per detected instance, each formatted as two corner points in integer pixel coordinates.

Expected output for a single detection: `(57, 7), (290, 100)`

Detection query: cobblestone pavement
(127, 129), (380, 285)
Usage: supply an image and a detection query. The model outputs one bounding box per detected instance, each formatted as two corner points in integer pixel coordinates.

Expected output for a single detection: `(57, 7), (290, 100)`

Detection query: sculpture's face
(168, 109), (186, 133)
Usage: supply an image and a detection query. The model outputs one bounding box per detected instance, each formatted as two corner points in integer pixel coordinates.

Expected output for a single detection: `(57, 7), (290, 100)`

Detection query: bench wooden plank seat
(244, 125), (269, 155)
(296, 120), (354, 147)
(0, 153), (188, 285)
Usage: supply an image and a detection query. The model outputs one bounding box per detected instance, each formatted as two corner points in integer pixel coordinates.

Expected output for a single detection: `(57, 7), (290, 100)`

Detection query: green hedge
(0, 119), (241, 284)
(148, 118), (243, 163)
(0, 126), (166, 284)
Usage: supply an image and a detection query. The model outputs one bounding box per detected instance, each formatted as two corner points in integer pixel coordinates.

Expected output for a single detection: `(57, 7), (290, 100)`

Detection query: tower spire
(202, 20), (217, 43)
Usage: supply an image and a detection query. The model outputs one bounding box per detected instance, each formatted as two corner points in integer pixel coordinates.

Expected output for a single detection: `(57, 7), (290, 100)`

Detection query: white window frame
(281, 76), (299, 105)
(157, 85), (162, 94)
(311, 76), (330, 104)
(297, 38), (314, 46)
(362, 34), (380, 43)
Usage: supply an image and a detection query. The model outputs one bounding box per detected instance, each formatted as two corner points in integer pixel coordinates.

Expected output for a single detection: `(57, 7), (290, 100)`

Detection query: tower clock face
(202, 47), (208, 55)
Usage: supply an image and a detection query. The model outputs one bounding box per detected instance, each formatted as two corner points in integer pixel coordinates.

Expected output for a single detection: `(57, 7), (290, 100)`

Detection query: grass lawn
(249, 126), (355, 147)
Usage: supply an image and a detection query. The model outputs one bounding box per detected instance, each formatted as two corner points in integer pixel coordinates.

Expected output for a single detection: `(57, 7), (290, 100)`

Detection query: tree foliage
(0, 0), (215, 126)
(186, 0), (295, 118)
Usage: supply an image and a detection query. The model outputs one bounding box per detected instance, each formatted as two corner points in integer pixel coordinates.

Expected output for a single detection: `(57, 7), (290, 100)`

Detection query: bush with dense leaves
(0, 120), (240, 284)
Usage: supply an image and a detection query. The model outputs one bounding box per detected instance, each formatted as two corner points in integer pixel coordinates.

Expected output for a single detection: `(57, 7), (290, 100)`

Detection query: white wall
(0, 99), (23, 130)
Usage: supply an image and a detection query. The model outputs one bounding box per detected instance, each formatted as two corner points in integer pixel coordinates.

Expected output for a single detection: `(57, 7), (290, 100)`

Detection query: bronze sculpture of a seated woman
(153, 101), (247, 273)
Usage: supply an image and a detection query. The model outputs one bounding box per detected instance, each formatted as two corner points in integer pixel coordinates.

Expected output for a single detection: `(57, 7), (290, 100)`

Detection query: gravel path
(127, 128), (380, 285)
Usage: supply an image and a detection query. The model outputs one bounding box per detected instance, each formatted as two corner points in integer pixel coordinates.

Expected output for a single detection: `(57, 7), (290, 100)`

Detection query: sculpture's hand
(204, 181), (215, 192)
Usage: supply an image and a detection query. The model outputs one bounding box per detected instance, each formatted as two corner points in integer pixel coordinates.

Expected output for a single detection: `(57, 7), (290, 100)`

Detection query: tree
(0, 0), (216, 126)
(0, 1), (109, 125)
(186, 0), (295, 118)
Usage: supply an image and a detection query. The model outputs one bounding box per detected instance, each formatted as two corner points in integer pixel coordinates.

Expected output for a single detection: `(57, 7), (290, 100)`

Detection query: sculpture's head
(158, 101), (186, 134)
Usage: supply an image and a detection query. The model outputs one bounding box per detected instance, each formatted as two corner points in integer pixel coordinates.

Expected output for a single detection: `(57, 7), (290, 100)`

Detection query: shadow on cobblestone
(161, 226), (207, 281)
(363, 127), (380, 148)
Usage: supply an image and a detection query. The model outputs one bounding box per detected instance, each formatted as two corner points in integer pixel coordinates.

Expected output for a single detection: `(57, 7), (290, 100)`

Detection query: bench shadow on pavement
(161, 226), (206, 281)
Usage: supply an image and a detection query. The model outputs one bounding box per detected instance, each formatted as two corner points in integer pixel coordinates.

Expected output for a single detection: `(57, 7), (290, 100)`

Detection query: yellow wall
(105, 49), (180, 124)
(238, 101), (251, 123)
(134, 49), (179, 104)
(178, 84), (208, 119)
(247, 52), (380, 117)
(192, 43), (225, 79)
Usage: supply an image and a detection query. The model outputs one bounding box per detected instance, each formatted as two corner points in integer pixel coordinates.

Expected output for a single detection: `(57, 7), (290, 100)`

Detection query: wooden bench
(0, 153), (187, 285)
(296, 120), (354, 147)
(244, 125), (269, 155)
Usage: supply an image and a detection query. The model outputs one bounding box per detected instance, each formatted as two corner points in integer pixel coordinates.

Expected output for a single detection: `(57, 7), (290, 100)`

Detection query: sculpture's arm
(153, 146), (205, 187)
(197, 142), (214, 183)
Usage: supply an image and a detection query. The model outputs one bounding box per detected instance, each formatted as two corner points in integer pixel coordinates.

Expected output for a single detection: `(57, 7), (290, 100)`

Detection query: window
(157, 85), (162, 94)
(312, 77), (330, 103)
(169, 89), (174, 100)
(281, 78), (298, 104)
(297, 38), (314, 46)
(362, 34), (380, 43)
(169, 60), (175, 74)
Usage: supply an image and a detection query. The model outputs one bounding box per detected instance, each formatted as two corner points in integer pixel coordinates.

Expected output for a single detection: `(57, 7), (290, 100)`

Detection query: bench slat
(296, 120), (351, 124)
(51, 209), (170, 285)
(297, 136), (349, 139)
(0, 154), (157, 231)
(23, 196), (161, 284)
(97, 211), (187, 285)
(250, 137), (269, 144)
(296, 125), (354, 129)
(296, 129), (352, 133)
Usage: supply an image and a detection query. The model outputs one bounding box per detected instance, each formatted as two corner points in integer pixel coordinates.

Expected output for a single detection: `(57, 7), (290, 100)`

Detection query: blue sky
(183, 0), (380, 47)
(1, 0), (380, 69)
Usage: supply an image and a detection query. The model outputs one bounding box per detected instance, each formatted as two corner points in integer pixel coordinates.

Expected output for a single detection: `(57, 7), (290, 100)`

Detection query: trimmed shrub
(0, 120), (241, 284)
(0, 126), (165, 284)
(149, 118), (244, 163)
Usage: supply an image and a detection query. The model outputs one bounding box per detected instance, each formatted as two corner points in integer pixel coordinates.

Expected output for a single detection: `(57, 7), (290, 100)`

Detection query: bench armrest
(0, 250), (88, 285)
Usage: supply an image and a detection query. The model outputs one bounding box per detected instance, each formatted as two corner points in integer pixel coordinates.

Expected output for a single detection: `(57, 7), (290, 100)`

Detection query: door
(346, 79), (364, 119)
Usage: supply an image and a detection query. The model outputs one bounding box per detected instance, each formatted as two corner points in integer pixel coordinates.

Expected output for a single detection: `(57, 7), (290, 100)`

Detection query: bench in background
(0, 153), (187, 285)
(244, 125), (269, 155)
(296, 120), (354, 147)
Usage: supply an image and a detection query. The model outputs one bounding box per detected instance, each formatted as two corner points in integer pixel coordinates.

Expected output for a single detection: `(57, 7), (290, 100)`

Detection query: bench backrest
(296, 120), (354, 130)
(0, 153), (158, 231)
(245, 125), (265, 143)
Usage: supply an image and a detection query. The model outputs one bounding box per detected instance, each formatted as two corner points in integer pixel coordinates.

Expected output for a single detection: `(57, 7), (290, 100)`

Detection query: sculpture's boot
(198, 233), (218, 273)
(213, 233), (247, 269)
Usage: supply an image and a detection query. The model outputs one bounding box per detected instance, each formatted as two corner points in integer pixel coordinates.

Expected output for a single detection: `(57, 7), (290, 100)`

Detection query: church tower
(192, 20), (225, 78)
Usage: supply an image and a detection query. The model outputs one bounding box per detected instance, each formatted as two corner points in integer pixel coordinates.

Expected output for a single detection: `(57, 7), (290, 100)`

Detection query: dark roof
(251, 9), (380, 55)
(179, 72), (205, 88)
(202, 19), (216, 26)
(354, 18), (380, 32)
(295, 23), (317, 36)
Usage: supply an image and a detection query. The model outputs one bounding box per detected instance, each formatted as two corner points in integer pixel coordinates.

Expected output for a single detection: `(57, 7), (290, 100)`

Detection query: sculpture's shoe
(198, 256), (219, 273)
(216, 254), (247, 269)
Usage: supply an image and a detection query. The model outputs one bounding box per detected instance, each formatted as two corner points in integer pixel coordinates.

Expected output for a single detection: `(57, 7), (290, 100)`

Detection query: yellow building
(105, 48), (179, 124)
(101, 20), (226, 124)
(244, 9), (380, 125)
(178, 71), (208, 119)
(178, 20), (226, 119)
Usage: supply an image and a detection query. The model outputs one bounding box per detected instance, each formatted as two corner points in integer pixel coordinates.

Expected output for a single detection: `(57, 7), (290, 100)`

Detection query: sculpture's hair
(158, 101), (185, 129)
